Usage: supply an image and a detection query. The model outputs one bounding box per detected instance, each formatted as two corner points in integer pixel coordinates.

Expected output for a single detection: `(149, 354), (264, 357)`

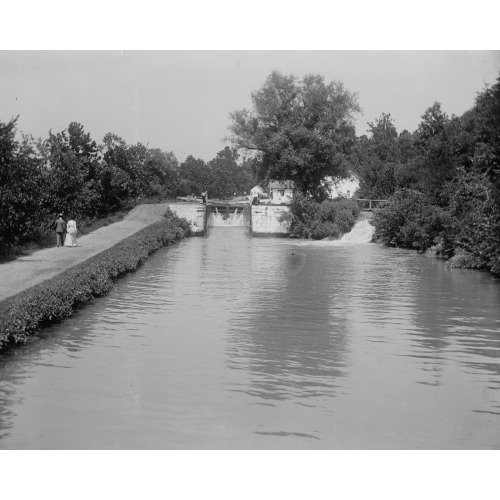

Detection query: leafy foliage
(179, 147), (256, 199)
(281, 194), (360, 239)
(372, 189), (450, 252)
(446, 168), (500, 273)
(229, 71), (360, 198)
(0, 118), (259, 259)
(364, 73), (500, 275)
(353, 114), (418, 199)
(0, 119), (51, 251)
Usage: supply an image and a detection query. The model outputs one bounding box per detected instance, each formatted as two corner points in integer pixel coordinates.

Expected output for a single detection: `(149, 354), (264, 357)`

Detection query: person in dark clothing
(54, 214), (66, 247)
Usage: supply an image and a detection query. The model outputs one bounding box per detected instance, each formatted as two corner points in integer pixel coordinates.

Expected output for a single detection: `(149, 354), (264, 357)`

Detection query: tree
(143, 148), (180, 198)
(367, 113), (400, 163)
(0, 118), (50, 252)
(468, 74), (500, 201)
(179, 155), (210, 196)
(447, 168), (500, 272)
(352, 114), (408, 198)
(207, 147), (239, 199)
(228, 71), (360, 198)
(412, 102), (455, 202)
(44, 122), (101, 218)
(101, 133), (180, 207)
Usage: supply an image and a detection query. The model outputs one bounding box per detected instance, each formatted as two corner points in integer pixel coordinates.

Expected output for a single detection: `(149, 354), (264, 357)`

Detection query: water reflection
(0, 226), (499, 449)
(226, 239), (351, 404)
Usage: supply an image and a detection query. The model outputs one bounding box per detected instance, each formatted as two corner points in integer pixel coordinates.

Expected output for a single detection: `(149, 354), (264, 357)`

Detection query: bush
(0, 210), (190, 351)
(446, 249), (485, 270)
(372, 188), (449, 252)
(281, 194), (360, 239)
(310, 221), (341, 239)
(446, 169), (500, 275)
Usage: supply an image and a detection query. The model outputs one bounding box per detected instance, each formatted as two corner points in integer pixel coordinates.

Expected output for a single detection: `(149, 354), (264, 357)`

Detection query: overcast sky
(1, 50), (499, 163)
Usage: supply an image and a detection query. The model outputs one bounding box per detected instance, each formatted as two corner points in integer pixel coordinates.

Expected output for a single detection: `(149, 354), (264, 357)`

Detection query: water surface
(1, 225), (499, 449)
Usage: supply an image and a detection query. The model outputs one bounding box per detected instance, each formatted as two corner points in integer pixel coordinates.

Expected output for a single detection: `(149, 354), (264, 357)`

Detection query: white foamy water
(294, 219), (375, 247)
(340, 219), (374, 243)
(210, 208), (245, 227)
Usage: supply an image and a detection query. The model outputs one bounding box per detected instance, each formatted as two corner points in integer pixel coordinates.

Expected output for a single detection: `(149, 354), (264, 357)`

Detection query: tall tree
(412, 102), (454, 202)
(101, 133), (180, 206)
(0, 118), (50, 251)
(367, 112), (400, 163)
(144, 148), (180, 198)
(44, 122), (101, 218)
(228, 71), (360, 198)
(179, 155), (210, 196)
(207, 146), (240, 199)
(352, 114), (406, 198)
(469, 74), (500, 201)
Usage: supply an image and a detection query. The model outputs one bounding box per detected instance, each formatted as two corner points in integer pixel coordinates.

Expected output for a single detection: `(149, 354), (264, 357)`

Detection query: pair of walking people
(54, 214), (78, 247)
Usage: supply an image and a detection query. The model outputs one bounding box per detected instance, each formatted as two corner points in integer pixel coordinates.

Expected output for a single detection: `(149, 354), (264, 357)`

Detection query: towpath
(0, 204), (170, 304)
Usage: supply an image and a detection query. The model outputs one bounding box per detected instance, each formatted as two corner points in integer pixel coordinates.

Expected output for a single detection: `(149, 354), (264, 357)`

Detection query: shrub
(0, 210), (190, 351)
(310, 221), (341, 239)
(282, 194), (360, 239)
(372, 188), (449, 252)
(446, 249), (485, 270)
(446, 169), (500, 275)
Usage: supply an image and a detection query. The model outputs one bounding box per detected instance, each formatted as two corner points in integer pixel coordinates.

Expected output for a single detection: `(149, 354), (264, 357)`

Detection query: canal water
(0, 224), (499, 449)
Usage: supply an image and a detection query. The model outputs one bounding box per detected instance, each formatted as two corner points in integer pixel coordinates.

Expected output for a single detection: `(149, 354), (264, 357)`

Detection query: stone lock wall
(168, 203), (207, 235)
(251, 205), (290, 236)
(168, 203), (291, 237)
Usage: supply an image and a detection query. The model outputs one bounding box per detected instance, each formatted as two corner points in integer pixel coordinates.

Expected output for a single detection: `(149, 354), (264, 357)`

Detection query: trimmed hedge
(0, 210), (191, 351)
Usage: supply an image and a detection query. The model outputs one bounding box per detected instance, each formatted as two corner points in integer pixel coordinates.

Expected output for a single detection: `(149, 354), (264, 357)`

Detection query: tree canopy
(228, 71), (360, 198)
(363, 73), (500, 275)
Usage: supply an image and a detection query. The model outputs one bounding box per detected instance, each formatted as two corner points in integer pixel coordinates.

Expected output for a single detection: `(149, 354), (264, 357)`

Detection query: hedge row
(0, 210), (191, 351)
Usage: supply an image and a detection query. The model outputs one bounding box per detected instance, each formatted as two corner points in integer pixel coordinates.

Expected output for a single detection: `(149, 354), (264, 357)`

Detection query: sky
(1, 50), (499, 164)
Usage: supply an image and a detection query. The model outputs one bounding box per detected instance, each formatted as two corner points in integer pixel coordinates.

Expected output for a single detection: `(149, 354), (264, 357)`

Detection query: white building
(250, 185), (264, 201)
(323, 173), (359, 199)
(269, 180), (294, 204)
(266, 173), (359, 204)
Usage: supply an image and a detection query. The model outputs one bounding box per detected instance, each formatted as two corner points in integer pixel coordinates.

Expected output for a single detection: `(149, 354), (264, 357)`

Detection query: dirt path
(0, 204), (170, 304)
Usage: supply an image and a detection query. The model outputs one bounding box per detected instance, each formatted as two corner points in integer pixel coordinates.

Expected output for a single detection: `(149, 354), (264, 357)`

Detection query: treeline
(179, 148), (257, 199)
(353, 74), (500, 276)
(0, 120), (257, 258)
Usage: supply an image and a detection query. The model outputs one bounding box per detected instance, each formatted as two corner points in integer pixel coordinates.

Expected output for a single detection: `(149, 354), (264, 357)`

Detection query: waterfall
(210, 208), (245, 227)
(340, 219), (374, 243)
(288, 219), (375, 248)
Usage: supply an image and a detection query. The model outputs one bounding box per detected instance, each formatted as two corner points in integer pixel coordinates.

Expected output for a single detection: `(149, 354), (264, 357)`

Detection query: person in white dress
(64, 219), (78, 247)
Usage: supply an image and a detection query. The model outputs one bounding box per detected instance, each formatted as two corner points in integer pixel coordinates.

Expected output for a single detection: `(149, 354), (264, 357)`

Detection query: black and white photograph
(1, 3), (499, 498)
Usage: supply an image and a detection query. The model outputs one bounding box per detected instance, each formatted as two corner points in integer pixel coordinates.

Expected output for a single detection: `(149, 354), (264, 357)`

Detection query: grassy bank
(0, 210), (190, 352)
